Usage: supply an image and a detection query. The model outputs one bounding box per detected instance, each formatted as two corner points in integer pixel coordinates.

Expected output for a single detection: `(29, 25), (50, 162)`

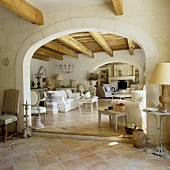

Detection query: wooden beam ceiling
(44, 41), (78, 58)
(58, 35), (94, 58)
(35, 48), (63, 60)
(112, 0), (123, 15)
(90, 32), (113, 57)
(32, 54), (49, 61)
(0, 0), (44, 25)
(127, 38), (134, 55)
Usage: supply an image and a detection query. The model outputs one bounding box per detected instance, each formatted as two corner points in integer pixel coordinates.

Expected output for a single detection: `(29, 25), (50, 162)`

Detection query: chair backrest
(78, 84), (85, 92)
(2, 89), (20, 115)
(31, 90), (41, 107)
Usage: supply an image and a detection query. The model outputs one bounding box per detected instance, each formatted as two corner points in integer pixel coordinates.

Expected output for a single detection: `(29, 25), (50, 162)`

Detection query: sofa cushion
(65, 98), (75, 104)
(65, 89), (73, 98)
(131, 91), (142, 102)
(54, 90), (67, 98)
(105, 86), (111, 92)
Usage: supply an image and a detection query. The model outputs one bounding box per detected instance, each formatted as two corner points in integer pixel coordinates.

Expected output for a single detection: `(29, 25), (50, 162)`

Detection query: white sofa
(52, 89), (81, 112)
(111, 90), (146, 131)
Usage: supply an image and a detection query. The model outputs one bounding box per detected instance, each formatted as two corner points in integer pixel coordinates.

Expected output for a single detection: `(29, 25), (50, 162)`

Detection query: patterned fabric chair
(0, 89), (20, 143)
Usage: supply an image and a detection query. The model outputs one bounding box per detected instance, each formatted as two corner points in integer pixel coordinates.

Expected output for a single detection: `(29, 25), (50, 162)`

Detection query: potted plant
(81, 88), (93, 98)
(86, 71), (99, 86)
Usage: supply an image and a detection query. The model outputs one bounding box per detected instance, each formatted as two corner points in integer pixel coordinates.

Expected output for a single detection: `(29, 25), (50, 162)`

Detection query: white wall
(0, 0), (170, 144)
(47, 49), (145, 89)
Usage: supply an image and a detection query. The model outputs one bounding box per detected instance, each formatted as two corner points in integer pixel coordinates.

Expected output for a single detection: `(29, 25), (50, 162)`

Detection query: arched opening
(16, 18), (158, 133)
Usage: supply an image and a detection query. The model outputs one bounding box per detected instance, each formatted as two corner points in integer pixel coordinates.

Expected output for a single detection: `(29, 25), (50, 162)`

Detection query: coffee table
(78, 96), (98, 112)
(98, 109), (128, 132)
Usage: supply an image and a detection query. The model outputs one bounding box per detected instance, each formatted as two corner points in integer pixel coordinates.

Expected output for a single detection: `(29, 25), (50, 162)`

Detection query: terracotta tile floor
(35, 99), (130, 138)
(1, 99), (170, 169)
(0, 136), (170, 170)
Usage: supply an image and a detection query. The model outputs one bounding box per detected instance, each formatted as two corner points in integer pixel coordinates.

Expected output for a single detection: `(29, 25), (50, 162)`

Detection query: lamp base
(159, 85), (170, 111)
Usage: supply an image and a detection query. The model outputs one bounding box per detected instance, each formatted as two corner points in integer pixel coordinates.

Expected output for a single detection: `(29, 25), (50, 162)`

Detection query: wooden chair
(0, 89), (20, 143)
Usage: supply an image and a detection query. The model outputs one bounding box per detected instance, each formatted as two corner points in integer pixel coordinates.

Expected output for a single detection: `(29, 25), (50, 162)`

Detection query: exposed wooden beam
(127, 38), (134, 55)
(90, 32), (113, 57)
(0, 0), (44, 25)
(36, 48), (63, 60)
(59, 35), (94, 58)
(32, 54), (49, 61)
(112, 0), (123, 15)
(44, 41), (78, 58)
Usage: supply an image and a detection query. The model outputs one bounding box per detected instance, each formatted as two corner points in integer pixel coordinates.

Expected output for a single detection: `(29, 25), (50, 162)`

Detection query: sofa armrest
(53, 96), (67, 105)
(72, 93), (80, 97)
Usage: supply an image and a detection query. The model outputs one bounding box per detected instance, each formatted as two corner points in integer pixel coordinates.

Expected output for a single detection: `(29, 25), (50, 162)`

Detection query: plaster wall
(0, 1), (170, 144)
(47, 49), (145, 88)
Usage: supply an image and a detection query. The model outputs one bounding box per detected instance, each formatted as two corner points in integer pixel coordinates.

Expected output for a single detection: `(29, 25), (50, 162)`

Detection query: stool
(46, 102), (58, 114)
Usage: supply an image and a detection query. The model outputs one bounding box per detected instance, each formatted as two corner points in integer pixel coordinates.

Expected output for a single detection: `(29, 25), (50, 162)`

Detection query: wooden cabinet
(99, 68), (109, 86)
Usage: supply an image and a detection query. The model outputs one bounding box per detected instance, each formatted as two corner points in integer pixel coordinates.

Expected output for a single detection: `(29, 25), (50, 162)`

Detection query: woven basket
(116, 105), (125, 111)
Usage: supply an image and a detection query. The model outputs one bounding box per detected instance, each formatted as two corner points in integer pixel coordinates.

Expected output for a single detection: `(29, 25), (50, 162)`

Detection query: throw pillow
(131, 92), (142, 102)
(65, 89), (73, 98)
(105, 86), (111, 92)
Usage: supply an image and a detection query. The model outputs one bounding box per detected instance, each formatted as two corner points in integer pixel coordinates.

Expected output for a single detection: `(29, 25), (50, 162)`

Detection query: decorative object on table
(132, 129), (147, 148)
(70, 79), (76, 88)
(47, 91), (55, 102)
(81, 89), (92, 98)
(23, 100), (32, 138)
(46, 77), (54, 90)
(56, 74), (63, 88)
(115, 102), (125, 111)
(149, 63), (170, 111)
(59, 64), (74, 74)
(35, 71), (43, 88)
(125, 124), (138, 135)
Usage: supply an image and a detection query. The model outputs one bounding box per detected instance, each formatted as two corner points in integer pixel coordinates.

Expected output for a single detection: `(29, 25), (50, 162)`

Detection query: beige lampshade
(149, 63), (170, 84)
(56, 74), (63, 81)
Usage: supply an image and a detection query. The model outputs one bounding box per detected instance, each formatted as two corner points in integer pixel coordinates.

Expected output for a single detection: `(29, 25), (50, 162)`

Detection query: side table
(145, 110), (170, 159)
(46, 102), (58, 114)
(98, 109), (128, 132)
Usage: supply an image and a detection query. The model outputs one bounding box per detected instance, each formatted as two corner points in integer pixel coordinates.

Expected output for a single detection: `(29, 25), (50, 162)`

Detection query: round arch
(16, 17), (159, 132)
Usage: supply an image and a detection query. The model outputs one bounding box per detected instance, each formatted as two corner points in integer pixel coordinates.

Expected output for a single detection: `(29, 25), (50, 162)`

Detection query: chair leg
(3, 124), (7, 143)
(15, 121), (18, 137)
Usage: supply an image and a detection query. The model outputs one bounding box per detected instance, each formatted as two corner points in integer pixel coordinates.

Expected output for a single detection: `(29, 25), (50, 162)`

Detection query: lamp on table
(56, 74), (63, 88)
(149, 63), (170, 111)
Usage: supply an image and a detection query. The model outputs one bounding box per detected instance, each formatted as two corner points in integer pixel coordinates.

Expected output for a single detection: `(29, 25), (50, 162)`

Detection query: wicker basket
(116, 105), (125, 111)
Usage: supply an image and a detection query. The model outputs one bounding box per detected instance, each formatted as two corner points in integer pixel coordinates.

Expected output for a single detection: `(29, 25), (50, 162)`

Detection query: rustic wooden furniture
(0, 89), (20, 143)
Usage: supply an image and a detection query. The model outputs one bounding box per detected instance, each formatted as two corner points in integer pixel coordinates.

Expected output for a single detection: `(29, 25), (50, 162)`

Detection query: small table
(46, 102), (58, 114)
(98, 109), (128, 132)
(78, 96), (98, 112)
(145, 110), (170, 159)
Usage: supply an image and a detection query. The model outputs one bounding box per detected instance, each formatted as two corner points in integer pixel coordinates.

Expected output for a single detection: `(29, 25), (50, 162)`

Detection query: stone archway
(16, 18), (159, 132)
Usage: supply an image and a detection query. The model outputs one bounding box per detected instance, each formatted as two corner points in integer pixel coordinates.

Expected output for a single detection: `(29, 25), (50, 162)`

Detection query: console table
(56, 87), (77, 93)
(145, 110), (170, 159)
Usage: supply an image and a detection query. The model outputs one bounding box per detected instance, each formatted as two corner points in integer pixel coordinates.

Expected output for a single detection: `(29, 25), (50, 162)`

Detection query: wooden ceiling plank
(0, 0), (44, 25)
(127, 38), (134, 55)
(112, 0), (123, 15)
(44, 41), (78, 58)
(32, 54), (49, 61)
(90, 32), (113, 57)
(59, 35), (94, 58)
(36, 48), (63, 60)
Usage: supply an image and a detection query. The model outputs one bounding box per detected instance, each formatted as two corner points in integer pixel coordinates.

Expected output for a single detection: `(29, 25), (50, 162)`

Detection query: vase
(90, 80), (97, 86)
(84, 92), (91, 98)
(132, 129), (147, 148)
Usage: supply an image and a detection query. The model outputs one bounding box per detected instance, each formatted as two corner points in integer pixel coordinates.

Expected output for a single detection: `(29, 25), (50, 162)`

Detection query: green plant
(86, 71), (99, 81)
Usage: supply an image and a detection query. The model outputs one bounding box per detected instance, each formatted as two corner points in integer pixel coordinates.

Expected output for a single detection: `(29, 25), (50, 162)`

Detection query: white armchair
(99, 84), (115, 98)
(111, 90), (146, 131)
(52, 89), (80, 112)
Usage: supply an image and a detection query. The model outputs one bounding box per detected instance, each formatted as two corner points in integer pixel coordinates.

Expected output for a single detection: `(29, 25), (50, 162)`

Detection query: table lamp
(149, 63), (170, 111)
(56, 74), (63, 88)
